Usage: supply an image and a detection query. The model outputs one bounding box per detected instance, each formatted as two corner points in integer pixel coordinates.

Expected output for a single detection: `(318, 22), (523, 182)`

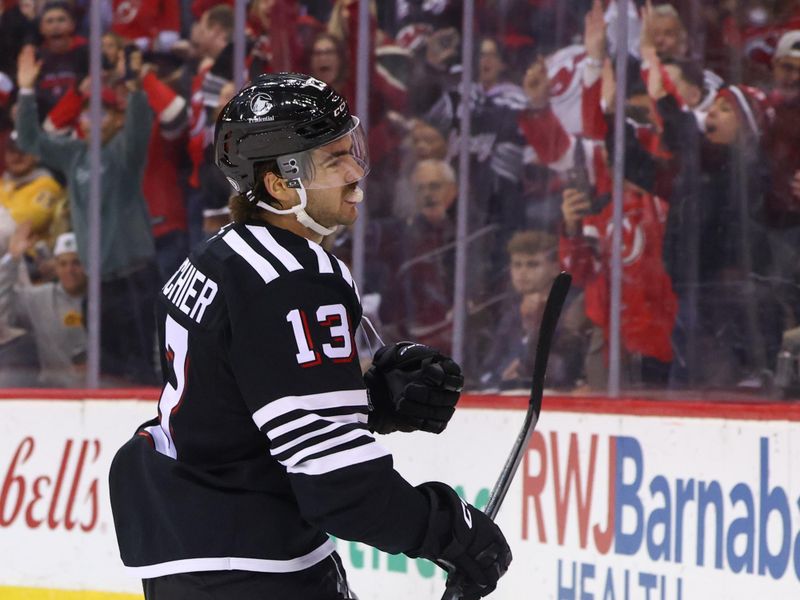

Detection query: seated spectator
(393, 117), (448, 219)
(34, 1), (89, 117)
(395, 159), (457, 353)
(1, 226), (86, 387)
(0, 206), (37, 386)
(0, 130), (67, 247)
(15, 44), (159, 386)
(477, 230), (584, 390)
(478, 290), (584, 392)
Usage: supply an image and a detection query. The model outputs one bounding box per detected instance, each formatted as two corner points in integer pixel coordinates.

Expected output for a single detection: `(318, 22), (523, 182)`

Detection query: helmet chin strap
(254, 179), (337, 237)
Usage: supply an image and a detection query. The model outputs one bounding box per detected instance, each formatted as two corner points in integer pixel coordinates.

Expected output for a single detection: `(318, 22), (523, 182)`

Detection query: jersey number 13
(286, 303), (354, 366)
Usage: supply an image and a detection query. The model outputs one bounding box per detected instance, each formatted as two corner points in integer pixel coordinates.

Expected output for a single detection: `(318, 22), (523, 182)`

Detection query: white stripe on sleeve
(247, 226), (304, 272)
(286, 442), (391, 475)
(334, 257), (360, 301)
(224, 230), (280, 284)
(268, 411), (365, 440)
(279, 428), (373, 468)
(307, 240), (334, 274)
(268, 411), (367, 440)
(269, 421), (353, 456)
(252, 389), (368, 430)
(335, 258), (353, 287)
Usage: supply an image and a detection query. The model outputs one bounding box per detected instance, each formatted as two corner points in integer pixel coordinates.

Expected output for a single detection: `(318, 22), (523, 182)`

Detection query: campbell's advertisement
(0, 396), (798, 599)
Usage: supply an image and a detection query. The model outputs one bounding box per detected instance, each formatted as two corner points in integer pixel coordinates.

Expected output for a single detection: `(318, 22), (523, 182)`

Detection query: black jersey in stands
(110, 72), (511, 600)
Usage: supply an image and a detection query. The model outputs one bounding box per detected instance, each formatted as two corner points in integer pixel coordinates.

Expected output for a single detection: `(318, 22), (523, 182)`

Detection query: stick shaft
(484, 271), (571, 519)
(440, 272), (572, 600)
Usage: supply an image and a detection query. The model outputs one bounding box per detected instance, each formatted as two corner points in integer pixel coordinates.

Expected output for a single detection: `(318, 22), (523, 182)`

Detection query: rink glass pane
(20, 1), (791, 397)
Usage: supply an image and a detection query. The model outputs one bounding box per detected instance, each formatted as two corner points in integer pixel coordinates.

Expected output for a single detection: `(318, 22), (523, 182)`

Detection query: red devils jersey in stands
(560, 188), (677, 362)
(518, 103), (676, 361)
(112, 0), (181, 50)
(140, 73), (188, 238)
(109, 222), (431, 580)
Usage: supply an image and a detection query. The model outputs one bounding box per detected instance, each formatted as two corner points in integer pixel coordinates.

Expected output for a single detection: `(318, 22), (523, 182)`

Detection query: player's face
(510, 252), (558, 295)
(303, 133), (365, 227)
(305, 131), (367, 190)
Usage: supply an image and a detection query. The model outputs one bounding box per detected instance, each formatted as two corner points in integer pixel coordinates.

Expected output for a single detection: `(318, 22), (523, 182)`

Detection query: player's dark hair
(228, 159), (282, 224)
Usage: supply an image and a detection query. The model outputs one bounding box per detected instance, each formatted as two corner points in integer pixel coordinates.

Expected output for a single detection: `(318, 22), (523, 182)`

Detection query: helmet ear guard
(277, 154), (312, 182)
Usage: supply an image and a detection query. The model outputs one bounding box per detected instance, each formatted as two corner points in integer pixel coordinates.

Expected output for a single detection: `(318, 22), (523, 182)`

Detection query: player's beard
(338, 184), (363, 226)
(307, 183), (362, 229)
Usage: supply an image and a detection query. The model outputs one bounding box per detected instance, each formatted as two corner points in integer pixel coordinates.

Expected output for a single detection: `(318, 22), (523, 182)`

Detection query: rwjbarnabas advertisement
(0, 396), (798, 599)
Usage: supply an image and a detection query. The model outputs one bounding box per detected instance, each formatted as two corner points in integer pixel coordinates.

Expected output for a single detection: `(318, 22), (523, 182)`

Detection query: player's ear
(263, 171), (297, 208)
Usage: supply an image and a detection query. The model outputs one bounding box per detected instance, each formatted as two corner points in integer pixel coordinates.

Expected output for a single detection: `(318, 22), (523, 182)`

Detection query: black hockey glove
(409, 482), (512, 600)
(364, 342), (463, 434)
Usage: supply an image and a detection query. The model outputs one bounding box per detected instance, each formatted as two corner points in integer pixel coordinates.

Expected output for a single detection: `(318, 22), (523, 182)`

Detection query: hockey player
(109, 73), (512, 599)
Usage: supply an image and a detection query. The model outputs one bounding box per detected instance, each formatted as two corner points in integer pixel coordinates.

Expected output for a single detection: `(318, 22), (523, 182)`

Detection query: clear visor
(276, 118), (370, 190)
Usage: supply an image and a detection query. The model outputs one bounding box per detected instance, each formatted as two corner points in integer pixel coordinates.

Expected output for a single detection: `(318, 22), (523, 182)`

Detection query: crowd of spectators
(1, 0), (800, 397)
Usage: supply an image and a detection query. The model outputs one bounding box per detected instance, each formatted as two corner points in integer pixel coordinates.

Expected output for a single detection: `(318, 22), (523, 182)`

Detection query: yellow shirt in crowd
(0, 168), (67, 242)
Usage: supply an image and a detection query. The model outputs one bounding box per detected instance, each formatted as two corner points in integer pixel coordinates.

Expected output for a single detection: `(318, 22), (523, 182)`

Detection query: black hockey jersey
(109, 221), (430, 578)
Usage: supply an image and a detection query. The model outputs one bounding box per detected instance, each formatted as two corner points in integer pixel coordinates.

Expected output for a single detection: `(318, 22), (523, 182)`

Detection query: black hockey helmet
(215, 72), (368, 195)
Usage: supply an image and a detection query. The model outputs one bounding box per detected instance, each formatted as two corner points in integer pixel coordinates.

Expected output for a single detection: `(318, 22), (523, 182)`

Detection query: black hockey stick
(440, 271), (572, 600)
